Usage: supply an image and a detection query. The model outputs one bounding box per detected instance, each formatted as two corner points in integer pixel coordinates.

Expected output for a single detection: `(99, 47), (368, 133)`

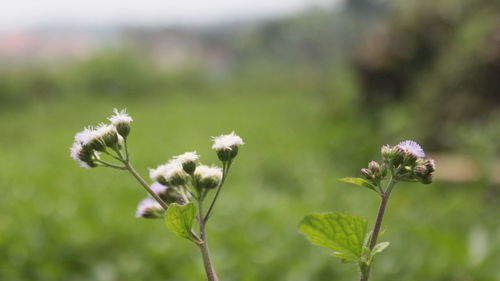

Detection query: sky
(1, 0), (336, 31)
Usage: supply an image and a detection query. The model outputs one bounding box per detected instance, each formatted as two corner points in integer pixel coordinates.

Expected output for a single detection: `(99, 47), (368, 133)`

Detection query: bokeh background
(0, 0), (499, 280)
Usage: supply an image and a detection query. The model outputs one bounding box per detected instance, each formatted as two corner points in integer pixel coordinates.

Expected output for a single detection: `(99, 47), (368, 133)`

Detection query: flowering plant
(70, 109), (243, 281)
(299, 141), (436, 281)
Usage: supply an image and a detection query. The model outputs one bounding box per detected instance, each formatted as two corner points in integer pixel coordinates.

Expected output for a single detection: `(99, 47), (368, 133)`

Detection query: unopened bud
(193, 165), (223, 190)
(381, 145), (393, 160)
(360, 168), (372, 179)
(380, 164), (387, 177)
(425, 159), (435, 173)
(419, 174), (433, 184)
(103, 130), (119, 148)
(392, 146), (405, 166)
(414, 165), (428, 178)
(368, 161), (380, 171)
(135, 198), (164, 219)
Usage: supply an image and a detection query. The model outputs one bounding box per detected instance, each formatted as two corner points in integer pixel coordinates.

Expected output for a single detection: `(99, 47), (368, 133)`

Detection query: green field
(0, 80), (498, 280)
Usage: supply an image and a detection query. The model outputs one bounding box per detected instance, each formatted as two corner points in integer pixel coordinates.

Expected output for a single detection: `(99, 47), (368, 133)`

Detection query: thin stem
(197, 199), (219, 281)
(103, 150), (123, 162)
(124, 161), (169, 210)
(203, 161), (231, 223)
(124, 138), (130, 161)
(95, 159), (127, 170)
(360, 173), (397, 281)
(179, 185), (191, 203)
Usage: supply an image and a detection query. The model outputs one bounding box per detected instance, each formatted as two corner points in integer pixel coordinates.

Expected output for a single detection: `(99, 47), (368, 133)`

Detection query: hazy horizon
(2, 0), (337, 32)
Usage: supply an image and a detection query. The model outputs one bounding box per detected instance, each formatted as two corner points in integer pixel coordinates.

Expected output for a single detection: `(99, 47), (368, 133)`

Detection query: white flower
(174, 151), (199, 163)
(212, 131), (244, 151)
(94, 123), (117, 139)
(135, 198), (163, 218)
(193, 165), (223, 189)
(149, 164), (168, 181)
(70, 142), (90, 168)
(149, 161), (188, 186)
(398, 140), (425, 158)
(74, 126), (96, 146)
(108, 108), (133, 125)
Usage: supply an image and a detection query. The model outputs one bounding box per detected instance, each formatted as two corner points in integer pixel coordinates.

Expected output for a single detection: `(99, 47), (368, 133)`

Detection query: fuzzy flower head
(70, 142), (93, 168)
(173, 151), (199, 174)
(193, 165), (223, 190)
(211, 132), (244, 161)
(94, 123), (119, 148)
(397, 140), (425, 159)
(135, 198), (164, 219)
(149, 161), (188, 186)
(70, 127), (100, 168)
(108, 108), (133, 137)
(74, 127), (97, 147)
(150, 182), (182, 204)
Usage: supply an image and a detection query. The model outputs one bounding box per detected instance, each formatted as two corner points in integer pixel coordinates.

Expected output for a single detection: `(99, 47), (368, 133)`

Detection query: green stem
(360, 176), (397, 281)
(124, 161), (169, 210)
(197, 199), (219, 281)
(124, 138), (130, 161)
(95, 159), (127, 170)
(203, 161), (231, 223)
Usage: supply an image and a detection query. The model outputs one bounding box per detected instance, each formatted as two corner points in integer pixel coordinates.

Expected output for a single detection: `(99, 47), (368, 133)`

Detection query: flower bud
(173, 152), (199, 175)
(381, 145), (393, 160)
(368, 161), (380, 172)
(380, 164), (387, 177)
(419, 174), (433, 184)
(403, 151), (418, 166)
(211, 132), (244, 162)
(135, 198), (164, 219)
(193, 165), (223, 190)
(425, 159), (435, 173)
(392, 146), (405, 166)
(360, 168), (373, 180)
(89, 137), (106, 152)
(413, 165), (428, 178)
(149, 162), (189, 187)
(103, 130), (119, 148)
(108, 108), (133, 138)
(151, 182), (183, 204)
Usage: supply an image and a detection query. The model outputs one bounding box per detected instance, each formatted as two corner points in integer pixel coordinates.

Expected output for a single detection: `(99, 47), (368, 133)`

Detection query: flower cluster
(362, 140), (435, 184)
(70, 109), (132, 168)
(136, 132), (244, 218)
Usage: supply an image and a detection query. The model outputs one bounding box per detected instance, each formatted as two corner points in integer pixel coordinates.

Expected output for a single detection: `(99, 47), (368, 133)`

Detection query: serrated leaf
(339, 177), (378, 193)
(371, 242), (390, 256)
(165, 203), (197, 243)
(299, 213), (368, 262)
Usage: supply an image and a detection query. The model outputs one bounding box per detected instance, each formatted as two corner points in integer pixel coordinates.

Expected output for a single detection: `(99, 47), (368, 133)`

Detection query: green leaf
(298, 213), (368, 262)
(339, 177), (378, 193)
(371, 242), (390, 256)
(165, 203), (198, 243)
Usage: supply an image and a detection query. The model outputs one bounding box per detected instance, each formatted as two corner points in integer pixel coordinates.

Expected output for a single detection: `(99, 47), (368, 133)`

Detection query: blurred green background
(0, 0), (499, 280)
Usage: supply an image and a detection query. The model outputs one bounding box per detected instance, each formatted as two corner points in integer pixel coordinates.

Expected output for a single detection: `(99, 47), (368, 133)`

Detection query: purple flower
(135, 198), (163, 218)
(397, 140), (425, 158)
(150, 182), (168, 195)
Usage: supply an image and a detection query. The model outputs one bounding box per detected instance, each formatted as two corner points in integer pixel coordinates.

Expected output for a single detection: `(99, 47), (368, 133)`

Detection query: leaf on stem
(298, 213), (367, 263)
(165, 202), (198, 243)
(371, 242), (390, 256)
(339, 177), (378, 193)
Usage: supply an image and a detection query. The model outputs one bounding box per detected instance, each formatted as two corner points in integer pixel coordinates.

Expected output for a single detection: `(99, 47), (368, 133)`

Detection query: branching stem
(204, 160), (231, 223)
